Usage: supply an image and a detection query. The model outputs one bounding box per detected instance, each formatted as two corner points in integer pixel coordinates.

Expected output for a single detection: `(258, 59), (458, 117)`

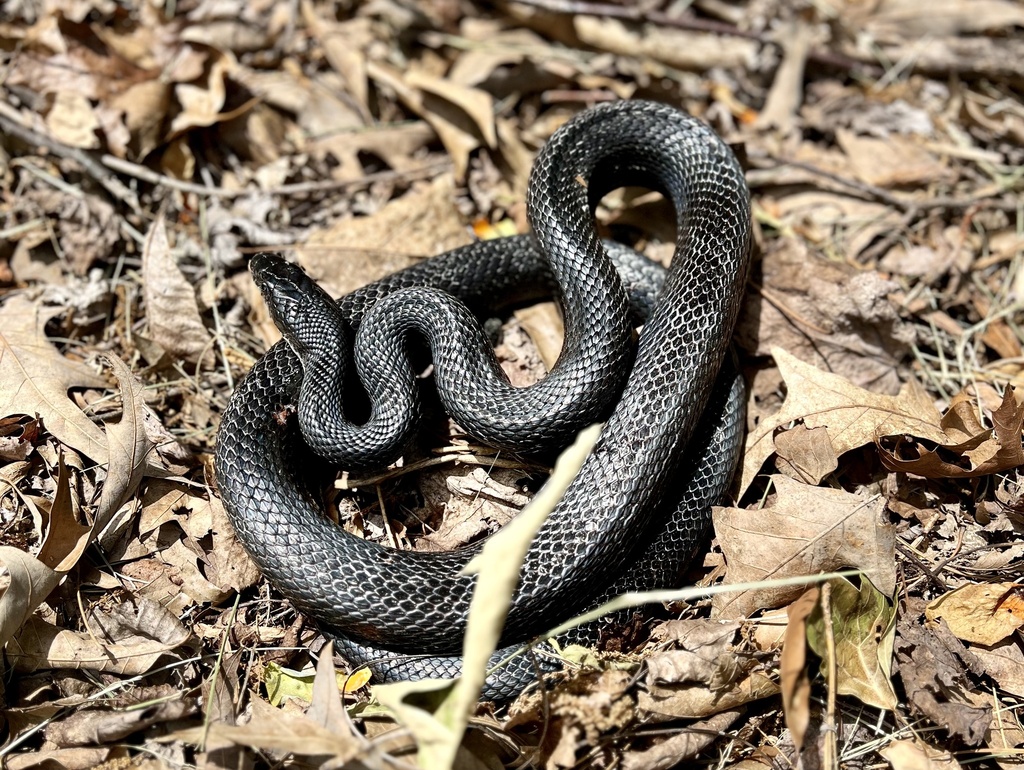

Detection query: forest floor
(1, 0), (1022, 768)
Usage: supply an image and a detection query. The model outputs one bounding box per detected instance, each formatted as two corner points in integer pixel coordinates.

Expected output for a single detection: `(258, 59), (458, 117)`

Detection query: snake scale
(215, 100), (752, 698)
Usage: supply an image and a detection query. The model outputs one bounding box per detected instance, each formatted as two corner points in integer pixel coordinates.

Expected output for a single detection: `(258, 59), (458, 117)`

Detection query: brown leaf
(880, 738), (963, 770)
(878, 387), (1024, 478)
(712, 475), (895, 618)
(367, 61), (491, 180)
(780, 588), (817, 753)
(297, 175), (472, 297)
(7, 596), (191, 675)
(141, 216), (213, 361)
(0, 547), (62, 651)
(837, 129), (953, 188)
(740, 347), (946, 496)
(895, 598), (991, 745)
(970, 639), (1024, 699)
(94, 355), (156, 533)
(773, 424), (838, 485)
(169, 694), (362, 761)
(0, 296), (109, 463)
(925, 582), (1024, 646)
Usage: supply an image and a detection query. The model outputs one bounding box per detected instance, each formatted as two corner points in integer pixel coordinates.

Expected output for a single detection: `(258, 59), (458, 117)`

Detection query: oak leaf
(878, 387), (1024, 479)
(0, 296), (109, 463)
(740, 347), (946, 496)
(712, 475), (895, 619)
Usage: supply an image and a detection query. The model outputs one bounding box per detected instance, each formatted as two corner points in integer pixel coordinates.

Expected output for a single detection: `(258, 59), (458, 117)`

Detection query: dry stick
(101, 153), (453, 199)
(0, 101), (142, 214)
(765, 157), (1021, 213)
(509, 0), (877, 74)
(821, 581), (838, 770)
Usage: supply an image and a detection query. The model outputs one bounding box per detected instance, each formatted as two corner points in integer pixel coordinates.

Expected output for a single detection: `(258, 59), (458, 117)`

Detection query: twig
(821, 581), (838, 770)
(0, 100), (142, 214)
(101, 154), (452, 199)
(763, 157), (1021, 214)
(508, 0), (877, 74)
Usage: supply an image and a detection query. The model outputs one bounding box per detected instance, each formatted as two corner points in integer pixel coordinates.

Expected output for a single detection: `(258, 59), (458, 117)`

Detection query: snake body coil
(215, 101), (752, 697)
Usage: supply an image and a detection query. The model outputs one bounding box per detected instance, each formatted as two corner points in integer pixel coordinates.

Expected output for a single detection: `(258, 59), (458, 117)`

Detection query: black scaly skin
(214, 100), (752, 698)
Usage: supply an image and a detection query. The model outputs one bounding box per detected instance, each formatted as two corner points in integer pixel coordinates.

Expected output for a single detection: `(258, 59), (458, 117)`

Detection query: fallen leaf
(0, 547), (62, 651)
(43, 699), (193, 748)
(740, 347), (946, 496)
(712, 475), (895, 618)
(895, 598), (991, 745)
(925, 582), (1024, 646)
(780, 588), (817, 752)
(141, 216), (213, 362)
(621, 709), (743, 770)
(94, 355), (156, 532)
(970, 639), (1024, 699)
(169, 694), (361, 761)
(0, 295), (109, 463)
(880, 738), (963, 770)
(296, 174), (472, 298)
(879, 387), (1024, 479)
(837, 129), (953, 188)
(773, 424), (838, 484)
(807, 578), (898, 710)
(639, 620), (779, 721)
(7, 596), (191, 674)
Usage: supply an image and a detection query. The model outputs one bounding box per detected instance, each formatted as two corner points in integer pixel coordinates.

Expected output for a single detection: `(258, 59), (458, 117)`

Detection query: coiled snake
(215, 100), (752, 699)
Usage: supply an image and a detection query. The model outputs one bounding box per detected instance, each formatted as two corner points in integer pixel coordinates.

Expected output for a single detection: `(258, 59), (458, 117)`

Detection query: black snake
(215, 100), (752, 698)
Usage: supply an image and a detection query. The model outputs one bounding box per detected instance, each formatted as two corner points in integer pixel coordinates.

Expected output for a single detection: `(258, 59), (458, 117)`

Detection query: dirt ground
(1, 0), (1022, 768)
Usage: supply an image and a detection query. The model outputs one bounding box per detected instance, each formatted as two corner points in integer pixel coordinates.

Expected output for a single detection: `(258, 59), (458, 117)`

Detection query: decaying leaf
(807, 578), (898, 710)
(296, 174), (472, 298)
(0, 296), (109, 463)
(878, 387), (1024, 479)
(780, 588), (817, 752)
(169, 693), (362, 762)
(895, 598), (991, 745)
(639, 619), (779, 721)
(925, 582), (1024, 646)
(140, 216), (213, 362)
(7, 596), (191, 675)
(880, 738), (963, 770)
(740, 347), (947, 496)
(970, 639), (1024, 699)
(712, 475), (895, 618)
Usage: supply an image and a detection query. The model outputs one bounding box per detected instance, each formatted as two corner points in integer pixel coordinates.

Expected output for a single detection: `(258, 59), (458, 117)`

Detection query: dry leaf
(297, 175), (472, 297)
(878, 387), (1024, 479)
(925, 582), (1024, 646)
(0, 547), (62, 651)
(837, 130), (953, 188)
(780, 588), (817, 752)
(640, 620), (778, 721)
(880, 738), (963, 770)
(94, 355), (156, 533)
(895, 598), (992, 745)
(0, 296), (109, 463)
(141, 216), (213, 361)
(169, 694), (361, 761)
(970, 639), (1024, 699)
(740, 347), (946, 496)
(7, 597), (190, 674)
(712, 475), (895, 618)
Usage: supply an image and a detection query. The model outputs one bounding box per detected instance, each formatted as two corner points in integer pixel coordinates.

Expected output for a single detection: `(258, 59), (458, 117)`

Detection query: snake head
(249, 253), (325, 338)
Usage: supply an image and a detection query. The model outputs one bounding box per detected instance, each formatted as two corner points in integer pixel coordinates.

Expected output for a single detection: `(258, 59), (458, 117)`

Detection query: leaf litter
(1, 0), (1023, 768)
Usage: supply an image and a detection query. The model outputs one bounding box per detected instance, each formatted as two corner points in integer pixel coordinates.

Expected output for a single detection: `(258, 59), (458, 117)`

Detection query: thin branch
(0, 99), (142, 214)
(100, 154), (453, 199)
(508, 0), (877, 74)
